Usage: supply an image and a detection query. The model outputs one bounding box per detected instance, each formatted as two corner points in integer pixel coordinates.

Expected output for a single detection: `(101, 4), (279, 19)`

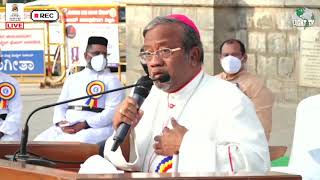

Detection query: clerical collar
(166, 69), (203, 110)
(169, 68), (203, 94)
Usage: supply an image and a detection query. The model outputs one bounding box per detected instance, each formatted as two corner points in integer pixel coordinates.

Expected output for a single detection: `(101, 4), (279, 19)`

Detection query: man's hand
(113, 97), (144, 130)
(153, 118), (188, 156)
(59, 121), (89, 134)
(57, 121), (69, 127)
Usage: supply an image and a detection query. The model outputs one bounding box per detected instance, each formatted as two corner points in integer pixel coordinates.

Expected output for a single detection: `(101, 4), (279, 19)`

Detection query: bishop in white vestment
(104, 70), (270, 173)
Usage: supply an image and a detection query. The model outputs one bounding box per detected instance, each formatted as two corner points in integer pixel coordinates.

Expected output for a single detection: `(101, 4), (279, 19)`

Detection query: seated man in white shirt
(0, 50), (22, 141)
(34, 36), (125, 144)
(80, 14), (270, 174)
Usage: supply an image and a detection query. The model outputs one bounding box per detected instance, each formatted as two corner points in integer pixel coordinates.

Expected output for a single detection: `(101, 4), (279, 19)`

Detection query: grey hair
(143, 16), (204, 63)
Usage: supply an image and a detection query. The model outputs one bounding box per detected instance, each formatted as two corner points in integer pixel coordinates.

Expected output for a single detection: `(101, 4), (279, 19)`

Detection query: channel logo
(31, 10), (59, 22)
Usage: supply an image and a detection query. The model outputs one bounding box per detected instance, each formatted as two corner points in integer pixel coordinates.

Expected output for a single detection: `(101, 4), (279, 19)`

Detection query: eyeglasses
(139, 47), (182, 63)
(88, 51), (110, 58)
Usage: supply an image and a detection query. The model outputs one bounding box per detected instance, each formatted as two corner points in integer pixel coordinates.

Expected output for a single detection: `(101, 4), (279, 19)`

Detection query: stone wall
(214, 0), (320, 103)
(213, 0), (320, 153)
(123, 0), (320, 154)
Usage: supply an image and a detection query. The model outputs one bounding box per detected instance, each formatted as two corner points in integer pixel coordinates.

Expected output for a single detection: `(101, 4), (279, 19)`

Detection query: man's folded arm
(53, 78), (70, 125)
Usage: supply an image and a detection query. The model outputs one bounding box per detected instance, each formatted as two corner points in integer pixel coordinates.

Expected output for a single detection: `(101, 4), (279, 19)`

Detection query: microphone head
(136, 75), (153, 86)
(134, 76), (153, 98)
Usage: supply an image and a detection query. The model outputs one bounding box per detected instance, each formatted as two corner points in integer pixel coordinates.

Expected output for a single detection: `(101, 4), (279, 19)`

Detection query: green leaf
(296, 8), (305, 17)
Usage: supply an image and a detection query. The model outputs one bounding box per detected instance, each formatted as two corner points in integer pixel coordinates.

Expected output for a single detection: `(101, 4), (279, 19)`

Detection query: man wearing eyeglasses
(34, 36), (125, 144)
(80, 15), (269, 173)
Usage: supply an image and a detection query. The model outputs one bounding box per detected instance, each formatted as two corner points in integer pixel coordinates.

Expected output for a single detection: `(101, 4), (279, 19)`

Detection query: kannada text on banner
(0, 29), (45, 75)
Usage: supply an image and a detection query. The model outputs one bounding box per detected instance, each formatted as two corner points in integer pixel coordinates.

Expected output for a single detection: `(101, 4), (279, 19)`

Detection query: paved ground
(21, 84), (61, 140)
(20, 83), (297, 156)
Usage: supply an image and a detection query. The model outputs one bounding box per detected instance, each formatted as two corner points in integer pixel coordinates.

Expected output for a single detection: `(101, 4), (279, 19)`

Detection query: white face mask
(90, 54), (107, 72)
(221, 55), (242, 74)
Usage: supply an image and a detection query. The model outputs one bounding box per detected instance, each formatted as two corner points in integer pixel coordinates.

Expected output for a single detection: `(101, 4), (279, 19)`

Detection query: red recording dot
(34, 13), (38, 18)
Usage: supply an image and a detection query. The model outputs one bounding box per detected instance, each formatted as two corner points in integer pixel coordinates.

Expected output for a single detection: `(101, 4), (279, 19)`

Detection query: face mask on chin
(221, 55), (242, 74)
(89, 54), (107, 72)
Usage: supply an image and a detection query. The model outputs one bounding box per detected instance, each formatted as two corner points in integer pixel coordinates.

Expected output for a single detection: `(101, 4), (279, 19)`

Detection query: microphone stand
(6, 80), (153, 167)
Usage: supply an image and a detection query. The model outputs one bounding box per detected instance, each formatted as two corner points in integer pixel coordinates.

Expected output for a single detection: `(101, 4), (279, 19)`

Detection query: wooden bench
(0, 159), (302, 180)
(0, 142), (288, 172)
(0, 141), (99, 172)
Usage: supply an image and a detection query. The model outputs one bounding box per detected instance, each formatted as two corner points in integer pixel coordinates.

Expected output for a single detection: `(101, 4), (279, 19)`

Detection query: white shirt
(34, 68), (125, 143)
(104, 70), (270, 173)
(286, 95), (320, 179)
(0, 72), (22, 141)
(53, 68), (125, 128)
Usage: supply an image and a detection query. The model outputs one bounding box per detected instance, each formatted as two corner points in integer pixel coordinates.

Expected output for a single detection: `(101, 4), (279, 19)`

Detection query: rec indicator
(31, 10), (59, 22)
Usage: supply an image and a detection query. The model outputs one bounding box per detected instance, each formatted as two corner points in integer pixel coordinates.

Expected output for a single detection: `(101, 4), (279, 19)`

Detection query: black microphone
(111, 74), (171, 151)
(6, 76), (158, 167)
